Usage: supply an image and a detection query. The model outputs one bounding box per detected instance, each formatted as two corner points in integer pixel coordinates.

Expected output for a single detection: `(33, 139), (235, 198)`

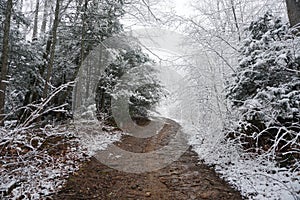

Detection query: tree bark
(0, 0), (13, 125)
(32, 0), (40, 40)
(42, 0), (61, 99)
(49, 1), (54, 32)
(82, 0), (89, 101)
(40, 0), (49, 35)
(286, 0), (300, 27)
(230, 0), (241, 41)
(85, 59), (91, 100)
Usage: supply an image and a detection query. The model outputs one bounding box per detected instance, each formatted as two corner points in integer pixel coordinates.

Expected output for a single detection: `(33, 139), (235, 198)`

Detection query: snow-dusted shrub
(226, 12), (300, 169)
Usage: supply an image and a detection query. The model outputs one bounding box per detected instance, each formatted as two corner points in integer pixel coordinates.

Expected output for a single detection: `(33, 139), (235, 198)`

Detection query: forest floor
(53, 119), (243, 200)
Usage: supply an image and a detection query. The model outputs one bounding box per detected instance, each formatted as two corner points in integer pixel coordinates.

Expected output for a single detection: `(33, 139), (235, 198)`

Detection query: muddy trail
(53, 119), (243, 200)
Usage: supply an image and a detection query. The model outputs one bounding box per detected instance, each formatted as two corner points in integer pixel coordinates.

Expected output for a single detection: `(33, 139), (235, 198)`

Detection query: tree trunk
(230, 0), (241, 41)
(42, 0), (61, 99)
(32, 0), (40, 40)
(85, 59), (91, 100)
(0, 0), (13, 125)
(286, 0), (300, 27)
(80, 0), (88, 68)
(40, 0), (49, 35)
(49, 1), (54, 31)
(51, 0), (92, 118)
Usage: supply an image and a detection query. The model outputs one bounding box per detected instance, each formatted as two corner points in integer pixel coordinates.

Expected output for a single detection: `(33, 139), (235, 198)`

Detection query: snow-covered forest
(0, 0), (299, 199)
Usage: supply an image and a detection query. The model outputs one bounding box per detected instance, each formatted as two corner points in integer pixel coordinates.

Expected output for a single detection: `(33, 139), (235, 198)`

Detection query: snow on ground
(155, 68), (300, 199)
(74, 120), (122, 156)
(157, 100), (300, 200)
(187, 126), (300, 200)
(158, 110), (300, 200)
(0, 121), (121, 200)
(152, 109), (298, 200)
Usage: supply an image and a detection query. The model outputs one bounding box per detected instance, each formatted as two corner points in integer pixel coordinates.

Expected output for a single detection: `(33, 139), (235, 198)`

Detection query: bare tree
(0, 0), (13, 125)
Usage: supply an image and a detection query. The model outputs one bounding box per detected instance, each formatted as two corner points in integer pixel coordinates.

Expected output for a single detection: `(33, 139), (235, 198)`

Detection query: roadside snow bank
(185, 124), (300, 200)
(0, 121), (121, 200)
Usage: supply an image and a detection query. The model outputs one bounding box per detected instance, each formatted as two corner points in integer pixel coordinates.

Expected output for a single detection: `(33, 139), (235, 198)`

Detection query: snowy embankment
(155, 58), (300, 199)
(0, 121), (121, 200)
(156, 80), (299, 199)
(157, 87), (299, 199)
(181, 123), (300, 200)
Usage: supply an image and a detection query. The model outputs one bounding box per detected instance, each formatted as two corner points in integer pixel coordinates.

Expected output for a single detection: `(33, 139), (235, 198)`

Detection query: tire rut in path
(53, 119), (243, 200)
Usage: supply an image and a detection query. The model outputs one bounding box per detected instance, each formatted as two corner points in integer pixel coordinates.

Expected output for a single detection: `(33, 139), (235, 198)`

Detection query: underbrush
(0, 125), (87, 199)
(0, 119), (123, 199)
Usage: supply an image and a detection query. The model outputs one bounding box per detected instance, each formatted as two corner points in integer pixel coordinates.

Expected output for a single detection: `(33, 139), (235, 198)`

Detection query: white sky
(174, 0), (192, 16)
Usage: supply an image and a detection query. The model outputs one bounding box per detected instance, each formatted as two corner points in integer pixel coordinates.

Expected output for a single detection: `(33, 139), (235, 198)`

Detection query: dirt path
(53, 119), (242, 200)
